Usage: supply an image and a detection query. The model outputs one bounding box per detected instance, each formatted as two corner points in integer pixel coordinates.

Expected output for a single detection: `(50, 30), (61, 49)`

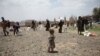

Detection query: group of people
(0, 16), (92, 53)
(47, 16), (92, 52)
(45, 19), (64, 33)
(77, 16), (91, 35)
(0, 17), (20, 36)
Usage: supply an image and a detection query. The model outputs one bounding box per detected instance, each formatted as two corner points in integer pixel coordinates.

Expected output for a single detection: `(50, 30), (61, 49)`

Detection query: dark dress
(48, 35), (55, 48)
(77, 19), (84, 32)
(58, 20), (64, 33)
(46, 20), (50, 31)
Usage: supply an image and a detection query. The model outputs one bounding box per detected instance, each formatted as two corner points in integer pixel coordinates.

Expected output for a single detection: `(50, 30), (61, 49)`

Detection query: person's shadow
(48, 51), (58, 53)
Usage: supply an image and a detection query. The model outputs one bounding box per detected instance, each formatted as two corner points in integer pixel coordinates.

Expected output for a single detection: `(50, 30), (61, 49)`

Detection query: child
(48, 29), (55, 53)
(13, 22), (20, 35)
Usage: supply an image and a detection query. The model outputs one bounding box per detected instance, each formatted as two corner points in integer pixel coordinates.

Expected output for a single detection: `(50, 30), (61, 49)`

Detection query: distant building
(25, 20), (32, 27)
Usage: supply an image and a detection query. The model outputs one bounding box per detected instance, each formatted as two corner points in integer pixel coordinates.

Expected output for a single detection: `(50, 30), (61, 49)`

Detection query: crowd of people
(0, 17), (20, 36)
(77, 16), (92, 35)
(0, 16), (92, 53)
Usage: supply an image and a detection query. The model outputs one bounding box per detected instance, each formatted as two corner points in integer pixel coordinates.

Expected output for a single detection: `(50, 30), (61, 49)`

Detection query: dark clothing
(48, 35), (55, 48)
(48, 29), (55, 52)
(84, 19), (88, 25)
(77, 20), (84, 32)
(59, 27), (62, 33)
(58, 20), (64, 33)
(77, 17), (85, 34)
(81, 19), (85, 32)
(45, 20), (50, 31)
(32, 21), (35, 27)
(84, 18), (89, 30)
(1, 20), (10, 36)
(31, 21), (36, 31)
(13, 22), (20, 35)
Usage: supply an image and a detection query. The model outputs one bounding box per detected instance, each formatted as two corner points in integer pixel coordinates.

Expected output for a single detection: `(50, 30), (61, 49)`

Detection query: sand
(0, 27), (100, 56)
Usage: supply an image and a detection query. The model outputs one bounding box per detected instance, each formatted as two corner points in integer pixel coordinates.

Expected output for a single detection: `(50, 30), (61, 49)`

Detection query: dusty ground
(0, 27), (100, 56)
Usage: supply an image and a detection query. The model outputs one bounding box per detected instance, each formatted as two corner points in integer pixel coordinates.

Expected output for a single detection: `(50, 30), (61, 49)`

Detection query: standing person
(81, 17), (85, 32)
(16, 22), (20, 32)
(58, 20), (64, 33)
(48, 29), (56, 53)
(45, 19), (50, 31)
(84, 17), (89, 30)
(31, 20), (36, 31)
(13, 22), (20, 35)
(34, 21), (37, 30)
(77, 16), (84, 35)
(1, 17), (10, 36)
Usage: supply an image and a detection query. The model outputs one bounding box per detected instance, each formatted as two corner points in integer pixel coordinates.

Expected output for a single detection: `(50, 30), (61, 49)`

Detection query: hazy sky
(0, 0), (100, 21)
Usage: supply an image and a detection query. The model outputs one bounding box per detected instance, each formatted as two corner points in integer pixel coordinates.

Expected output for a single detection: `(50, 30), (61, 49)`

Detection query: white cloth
(82, 31), (91, 37)
(26, 27), (31, 31)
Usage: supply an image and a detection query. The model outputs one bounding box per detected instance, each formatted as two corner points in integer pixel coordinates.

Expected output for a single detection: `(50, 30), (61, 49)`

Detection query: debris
(82, 31), (97, 37)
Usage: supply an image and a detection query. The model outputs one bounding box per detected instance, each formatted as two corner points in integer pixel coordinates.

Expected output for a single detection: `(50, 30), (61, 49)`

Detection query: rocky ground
(0, 27), (100, 56)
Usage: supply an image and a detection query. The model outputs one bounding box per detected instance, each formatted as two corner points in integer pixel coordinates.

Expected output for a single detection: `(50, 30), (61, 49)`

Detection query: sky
(0, 0), (100, 21)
